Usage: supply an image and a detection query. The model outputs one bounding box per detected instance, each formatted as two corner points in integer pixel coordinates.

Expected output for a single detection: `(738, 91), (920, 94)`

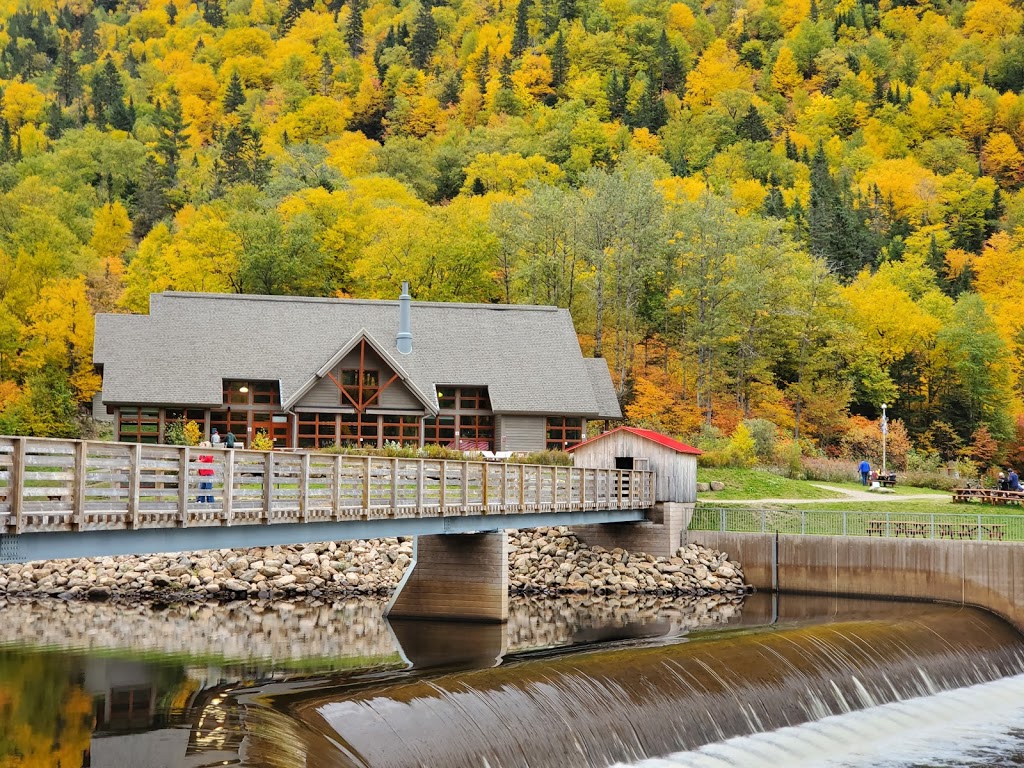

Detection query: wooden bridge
(0, 436), (662, 602)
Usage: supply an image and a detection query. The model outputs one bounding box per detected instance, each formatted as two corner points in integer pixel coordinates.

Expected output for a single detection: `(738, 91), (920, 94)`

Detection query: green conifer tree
(224, 71), (245, 112)
(511, 0), (530, 56)
(550, 30), (568, 90)
(345, 0), (364, 55)
(55, 37), (80, 107)
(410, 2), (439, 68)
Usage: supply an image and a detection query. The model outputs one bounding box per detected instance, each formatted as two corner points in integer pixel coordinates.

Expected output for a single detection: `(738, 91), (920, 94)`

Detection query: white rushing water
(618, 672), (1024, 768)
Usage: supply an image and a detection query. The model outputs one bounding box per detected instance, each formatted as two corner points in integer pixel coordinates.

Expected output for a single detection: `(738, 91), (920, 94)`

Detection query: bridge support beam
(571, 502), (694, 559)
(385, 532), (509, 623)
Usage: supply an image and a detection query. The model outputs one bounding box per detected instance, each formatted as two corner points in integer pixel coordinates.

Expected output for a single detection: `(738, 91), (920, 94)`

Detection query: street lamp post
(881, 403), (888, 475)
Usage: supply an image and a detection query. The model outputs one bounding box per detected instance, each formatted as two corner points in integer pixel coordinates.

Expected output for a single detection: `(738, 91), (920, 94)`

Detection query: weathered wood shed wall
(570, 430), (698, 503)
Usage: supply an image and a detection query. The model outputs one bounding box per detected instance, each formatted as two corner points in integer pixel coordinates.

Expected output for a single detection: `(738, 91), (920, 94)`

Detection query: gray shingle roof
(582, 358), (623, 419)
(94, 292), (622, 418)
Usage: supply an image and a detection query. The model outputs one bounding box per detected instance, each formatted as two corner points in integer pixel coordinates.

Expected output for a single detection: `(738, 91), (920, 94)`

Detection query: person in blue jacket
(1009, 469), (1021, 492)
(859, 459), (871, 486)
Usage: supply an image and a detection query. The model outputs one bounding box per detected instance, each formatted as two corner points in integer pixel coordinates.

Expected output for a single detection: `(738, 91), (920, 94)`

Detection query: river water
(2, 592), (1024, 767)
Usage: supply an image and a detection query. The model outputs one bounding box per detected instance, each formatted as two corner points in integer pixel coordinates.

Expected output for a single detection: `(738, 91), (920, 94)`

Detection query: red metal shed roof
(567, 426), (702, 455)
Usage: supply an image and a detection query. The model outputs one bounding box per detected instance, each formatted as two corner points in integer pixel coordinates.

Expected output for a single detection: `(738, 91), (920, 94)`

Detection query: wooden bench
(876, 473), (897, 488)
(953, 488), (1024, 505)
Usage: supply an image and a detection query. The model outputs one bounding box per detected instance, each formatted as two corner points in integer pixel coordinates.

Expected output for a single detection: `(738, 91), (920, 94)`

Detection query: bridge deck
(0, 437), (655, 562)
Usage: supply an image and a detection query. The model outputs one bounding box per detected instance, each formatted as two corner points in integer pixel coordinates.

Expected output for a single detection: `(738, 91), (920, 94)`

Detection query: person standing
(225, 431), (236, 448)
(211, 428), (221, 446)
(197, 441), (215, 503)
(859, 459), (871, 486)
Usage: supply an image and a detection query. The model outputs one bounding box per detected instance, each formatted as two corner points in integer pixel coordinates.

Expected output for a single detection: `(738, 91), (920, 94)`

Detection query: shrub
(801, 457), (858, 483)
(744, 418), (779, 464)
(899, 470), (959, 491)
(250, 429), (274, 451)
(512, 450), (573, 466)
(777, 439), (804, 479)
(165, 419), (201, 446)
(317, 443), (470, 460)
(724, 423), (757, 468)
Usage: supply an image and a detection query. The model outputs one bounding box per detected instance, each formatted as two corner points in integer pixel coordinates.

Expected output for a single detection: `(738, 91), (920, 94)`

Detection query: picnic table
(867, 520), (1005, 540)
(953, 487), (1024, 505)
(874, 473), (897, 488)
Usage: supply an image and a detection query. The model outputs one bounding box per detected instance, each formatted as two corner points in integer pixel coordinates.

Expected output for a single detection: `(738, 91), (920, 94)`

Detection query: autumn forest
(0, 0), (1022, 469)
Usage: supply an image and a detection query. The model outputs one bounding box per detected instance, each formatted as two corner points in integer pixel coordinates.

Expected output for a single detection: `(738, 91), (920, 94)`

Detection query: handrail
(0, 436), (657, 534)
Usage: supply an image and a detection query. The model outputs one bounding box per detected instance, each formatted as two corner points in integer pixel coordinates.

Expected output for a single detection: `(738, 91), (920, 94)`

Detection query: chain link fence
(690, 507), (1024, 542)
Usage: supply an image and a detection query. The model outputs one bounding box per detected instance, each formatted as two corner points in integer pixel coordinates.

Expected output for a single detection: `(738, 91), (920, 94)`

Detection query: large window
(118, 408), (160, 443)
(297, 412), (338, 449)
(423, 415), (457, 446)
(459, 414), (494, 443)
(341, 369), (379, 406)
(340, 413), (379, 447)
(382, 414), (420, 446)
(546, 417), (584, 450)
(222, 380), (280, 407)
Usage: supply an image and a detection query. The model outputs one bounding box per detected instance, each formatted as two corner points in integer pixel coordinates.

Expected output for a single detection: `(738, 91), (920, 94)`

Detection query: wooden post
(10, 437), (24, 534)
(618, 470), (625, 509)
(73, 440), (87, 531)
(178, 446), (190, 528)
(518, 464), (526, 511)
(439, 460), (447, 511)
(390, 457), (399, 514)
(416, 458), (424, 516)
(462, 461), (470, 513)
(223, 449), (235, 526)
(362, 455), (372, 514)
(482, 463), (489, 513)
(536, 465), (542, 509)
(551, 466), (558, 509)
(262, 451), (274, 522)
(299, 452), (310, 523)
(332, 454), (343, 521)
(127, 443), (141, 530)
(500, 463), (508, 510)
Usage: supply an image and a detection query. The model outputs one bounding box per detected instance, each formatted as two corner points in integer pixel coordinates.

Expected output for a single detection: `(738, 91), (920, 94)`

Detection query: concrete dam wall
(689, 532), (1024, 631)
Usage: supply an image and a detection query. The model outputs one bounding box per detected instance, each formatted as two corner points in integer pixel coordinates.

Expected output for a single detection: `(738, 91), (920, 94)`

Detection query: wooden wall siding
(297, 345), (422, 411)
(572, 434), (697, 503)
(496, 416), (546, 452)
(0, 436), (656, 534)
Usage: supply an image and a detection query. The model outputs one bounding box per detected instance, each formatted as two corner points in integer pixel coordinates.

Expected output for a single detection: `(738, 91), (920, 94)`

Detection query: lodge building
(93, 286), (622, 452)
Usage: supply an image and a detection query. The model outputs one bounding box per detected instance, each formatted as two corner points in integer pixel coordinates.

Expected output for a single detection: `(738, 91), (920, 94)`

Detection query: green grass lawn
(697, 468), (846, 500)
(696, 467), (950, 501)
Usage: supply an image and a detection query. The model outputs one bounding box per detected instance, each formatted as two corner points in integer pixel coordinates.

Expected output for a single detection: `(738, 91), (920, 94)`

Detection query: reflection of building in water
(84, 658), (247, 768)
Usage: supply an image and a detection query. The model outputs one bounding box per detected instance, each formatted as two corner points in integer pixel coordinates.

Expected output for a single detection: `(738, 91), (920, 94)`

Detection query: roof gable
(284, 329), (437, 413)
(567, 426), (702, 455)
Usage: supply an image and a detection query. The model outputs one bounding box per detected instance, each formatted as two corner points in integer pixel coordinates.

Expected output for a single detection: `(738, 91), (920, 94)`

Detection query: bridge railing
(691, 507), (1024, 542)
(0, 436), (656, 534)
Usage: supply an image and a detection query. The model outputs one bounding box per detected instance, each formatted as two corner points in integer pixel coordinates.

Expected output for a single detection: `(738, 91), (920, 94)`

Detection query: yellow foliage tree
(771, 47), (802, 96)
(21, 276), (101, 402)
(981, 132), (1024, 188)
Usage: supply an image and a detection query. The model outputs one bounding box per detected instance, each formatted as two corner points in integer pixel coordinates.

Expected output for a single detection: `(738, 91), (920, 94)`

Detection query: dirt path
(707, 484), (949, 505)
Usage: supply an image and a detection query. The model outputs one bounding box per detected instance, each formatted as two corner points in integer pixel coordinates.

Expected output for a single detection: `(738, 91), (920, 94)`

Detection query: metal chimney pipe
(397, 281), (413, 354)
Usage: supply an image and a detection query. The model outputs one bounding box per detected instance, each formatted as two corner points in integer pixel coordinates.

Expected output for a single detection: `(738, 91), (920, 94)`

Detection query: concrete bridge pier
(572, 502), (694, 559)
(385, 532), (509, 623)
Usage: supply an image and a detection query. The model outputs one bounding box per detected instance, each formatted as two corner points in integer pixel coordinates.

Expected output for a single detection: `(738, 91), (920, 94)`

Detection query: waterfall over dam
(239, 599), (1024, 768)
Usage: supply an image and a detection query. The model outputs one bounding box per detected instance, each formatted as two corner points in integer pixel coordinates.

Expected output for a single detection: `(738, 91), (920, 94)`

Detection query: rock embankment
(0, 527), (747, 601)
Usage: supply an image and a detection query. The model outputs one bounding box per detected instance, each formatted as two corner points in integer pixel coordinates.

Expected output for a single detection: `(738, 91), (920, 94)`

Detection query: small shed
(567, 427), (701, 503)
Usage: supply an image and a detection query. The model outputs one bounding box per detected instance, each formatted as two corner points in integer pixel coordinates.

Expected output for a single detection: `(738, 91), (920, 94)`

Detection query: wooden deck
(0, 437), (656, 535)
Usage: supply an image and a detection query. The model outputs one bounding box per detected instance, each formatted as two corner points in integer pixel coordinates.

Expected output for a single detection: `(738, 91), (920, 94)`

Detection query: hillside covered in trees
(0, 0), (1022, 468)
